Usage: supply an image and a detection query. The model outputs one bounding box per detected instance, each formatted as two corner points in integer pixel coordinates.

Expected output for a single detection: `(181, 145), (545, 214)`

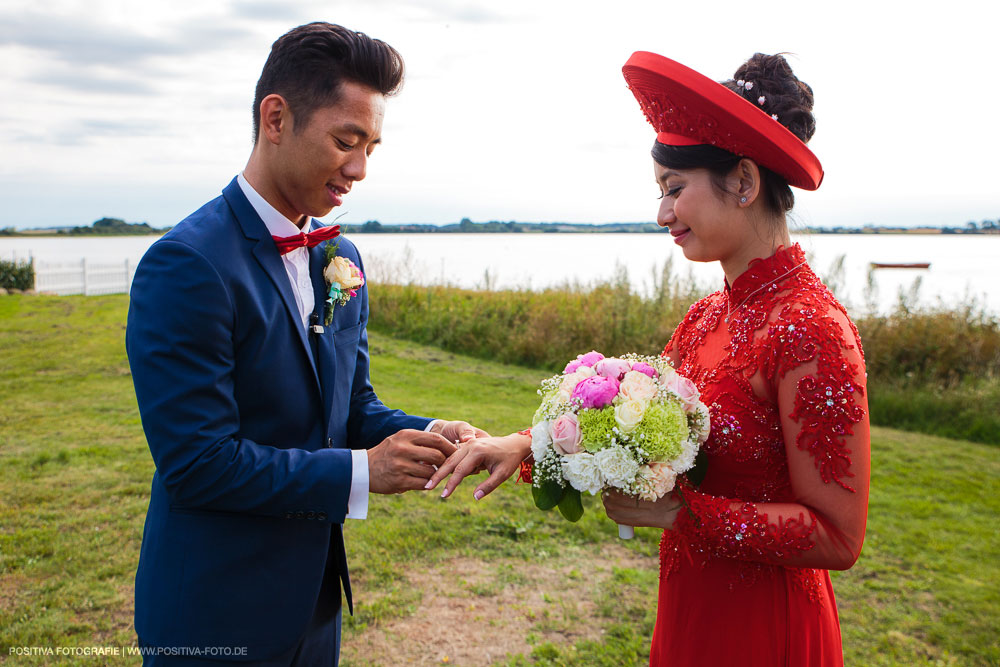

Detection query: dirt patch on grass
(341, 542), (653, 666)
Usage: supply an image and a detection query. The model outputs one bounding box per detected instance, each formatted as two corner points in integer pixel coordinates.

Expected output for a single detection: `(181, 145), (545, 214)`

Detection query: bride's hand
(425, 433), (532, 500)
(602, 489), (682, 530)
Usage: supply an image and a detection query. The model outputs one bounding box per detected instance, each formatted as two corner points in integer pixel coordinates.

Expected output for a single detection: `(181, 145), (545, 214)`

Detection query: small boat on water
(869, 262), (931, 269)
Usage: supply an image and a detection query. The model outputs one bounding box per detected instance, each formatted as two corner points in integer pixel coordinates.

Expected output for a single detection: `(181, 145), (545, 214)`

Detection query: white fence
(34, 259), (135, 296)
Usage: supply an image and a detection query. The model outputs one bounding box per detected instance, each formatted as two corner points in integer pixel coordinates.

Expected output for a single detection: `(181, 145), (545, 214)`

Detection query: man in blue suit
(126, 22), (485, 665)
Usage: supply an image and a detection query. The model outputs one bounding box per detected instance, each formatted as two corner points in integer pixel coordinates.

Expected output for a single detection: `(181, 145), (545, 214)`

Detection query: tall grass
(368, 267), (1000, 445)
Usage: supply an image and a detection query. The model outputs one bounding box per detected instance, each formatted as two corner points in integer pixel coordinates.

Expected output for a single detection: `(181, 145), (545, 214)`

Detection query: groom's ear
(258, 94), (291, 146)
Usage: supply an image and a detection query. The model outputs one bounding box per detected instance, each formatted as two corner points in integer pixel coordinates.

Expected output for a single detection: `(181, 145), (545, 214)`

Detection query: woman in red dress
(431, 51), (869, 667)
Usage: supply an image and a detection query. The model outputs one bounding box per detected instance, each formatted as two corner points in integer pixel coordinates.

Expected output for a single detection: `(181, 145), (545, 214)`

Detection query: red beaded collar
(725, 243), (809, 308)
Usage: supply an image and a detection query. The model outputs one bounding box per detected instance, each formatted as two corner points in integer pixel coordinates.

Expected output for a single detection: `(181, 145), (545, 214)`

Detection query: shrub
(367, 275), (1000, 445)
(0, 259), (34, 290)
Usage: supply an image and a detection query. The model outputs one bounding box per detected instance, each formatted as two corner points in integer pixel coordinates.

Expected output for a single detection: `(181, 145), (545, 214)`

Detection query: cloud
(0, 8), (258, 89)
(30, 68), (159, 96)
(10, 117), (164, 147)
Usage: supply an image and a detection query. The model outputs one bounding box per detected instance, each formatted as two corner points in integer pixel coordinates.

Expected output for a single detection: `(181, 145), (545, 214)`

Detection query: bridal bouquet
(529, 351), (710, 538)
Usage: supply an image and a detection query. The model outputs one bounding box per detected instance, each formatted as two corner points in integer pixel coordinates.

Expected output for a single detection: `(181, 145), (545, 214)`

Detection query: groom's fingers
(369, 430), (458, 494)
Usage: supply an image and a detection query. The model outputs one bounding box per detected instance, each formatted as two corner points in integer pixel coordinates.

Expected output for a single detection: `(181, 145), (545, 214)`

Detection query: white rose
(594, 447), (640, 489)
(561, 453), (603, 495)
(531, 421), (552, 462)
(559, 372), (582, 395)
(619, 371), (657, 402)
(614, 399), (647, 433)
(576, 365), (597, 378)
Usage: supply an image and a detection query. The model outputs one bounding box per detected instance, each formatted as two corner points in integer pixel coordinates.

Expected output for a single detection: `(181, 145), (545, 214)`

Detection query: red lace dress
(650, 244), (870, 667)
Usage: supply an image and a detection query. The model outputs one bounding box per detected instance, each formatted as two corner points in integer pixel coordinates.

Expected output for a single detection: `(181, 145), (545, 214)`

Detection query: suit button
(295, 511), (305, 519)
(306, 511), (316, 519)
(326, 437), (333, 448)
(317, 512), (328, 521)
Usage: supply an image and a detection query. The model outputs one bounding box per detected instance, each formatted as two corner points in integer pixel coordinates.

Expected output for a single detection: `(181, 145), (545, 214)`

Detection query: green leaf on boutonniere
(557, 487), (584, 522)
(532, 479), (565, 511)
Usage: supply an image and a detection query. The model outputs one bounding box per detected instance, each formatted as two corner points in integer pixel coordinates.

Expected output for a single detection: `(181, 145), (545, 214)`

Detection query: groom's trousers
(142, 545), (343, 666)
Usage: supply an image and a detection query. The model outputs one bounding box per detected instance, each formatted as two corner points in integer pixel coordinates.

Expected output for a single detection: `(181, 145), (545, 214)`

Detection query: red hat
(622, 51), (823, 190)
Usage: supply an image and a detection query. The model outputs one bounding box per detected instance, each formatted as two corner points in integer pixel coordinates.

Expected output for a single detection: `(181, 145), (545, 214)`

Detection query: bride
(429, 50), (870, 667)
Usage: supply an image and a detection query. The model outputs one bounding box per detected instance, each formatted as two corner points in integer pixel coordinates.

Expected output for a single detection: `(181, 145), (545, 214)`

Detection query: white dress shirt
(237, 173), (370, 520)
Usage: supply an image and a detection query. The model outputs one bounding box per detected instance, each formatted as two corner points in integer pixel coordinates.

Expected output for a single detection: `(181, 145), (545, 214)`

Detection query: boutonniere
(321, 242), (365, 326)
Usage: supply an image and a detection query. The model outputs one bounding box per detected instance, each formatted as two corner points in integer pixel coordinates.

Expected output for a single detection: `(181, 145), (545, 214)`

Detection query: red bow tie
(272, 224), (341, 255)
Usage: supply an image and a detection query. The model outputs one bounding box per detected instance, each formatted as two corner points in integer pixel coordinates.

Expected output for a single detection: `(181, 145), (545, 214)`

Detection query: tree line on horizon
(2, 217), (998, 236)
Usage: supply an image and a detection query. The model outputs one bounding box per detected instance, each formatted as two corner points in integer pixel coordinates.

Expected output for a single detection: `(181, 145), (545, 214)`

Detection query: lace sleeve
(671, 304), (870, 570)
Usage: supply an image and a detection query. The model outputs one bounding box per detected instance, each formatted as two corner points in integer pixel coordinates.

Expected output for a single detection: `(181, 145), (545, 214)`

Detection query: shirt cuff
(346, 449), (369, 520)
(425, 420), (442, 433)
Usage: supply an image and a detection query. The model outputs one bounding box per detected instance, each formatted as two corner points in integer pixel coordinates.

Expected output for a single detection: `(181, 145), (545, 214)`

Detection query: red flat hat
(623, 51), (823, 190)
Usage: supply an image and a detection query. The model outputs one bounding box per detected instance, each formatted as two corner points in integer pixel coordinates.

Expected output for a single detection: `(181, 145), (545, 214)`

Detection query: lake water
(3, 233), (997, 314)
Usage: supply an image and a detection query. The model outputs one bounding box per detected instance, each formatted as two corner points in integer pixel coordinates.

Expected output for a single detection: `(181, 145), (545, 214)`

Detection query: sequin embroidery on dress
(658, 244), (866, 602)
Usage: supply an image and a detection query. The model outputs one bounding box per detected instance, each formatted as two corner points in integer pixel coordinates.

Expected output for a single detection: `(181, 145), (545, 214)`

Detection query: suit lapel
(223, 179), (321, 396)
(310, 239), (336, 431)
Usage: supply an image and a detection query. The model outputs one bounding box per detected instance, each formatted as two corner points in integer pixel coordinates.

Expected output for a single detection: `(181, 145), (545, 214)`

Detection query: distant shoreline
(4, 223), (999, 237)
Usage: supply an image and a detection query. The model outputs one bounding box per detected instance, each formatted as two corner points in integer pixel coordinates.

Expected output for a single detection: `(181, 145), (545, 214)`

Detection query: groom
(126, 22), (485, 665)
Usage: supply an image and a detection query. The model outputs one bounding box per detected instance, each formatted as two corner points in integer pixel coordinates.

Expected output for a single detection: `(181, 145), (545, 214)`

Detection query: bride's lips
(326, 184), (348, 207)
(670, 227), (691, 245)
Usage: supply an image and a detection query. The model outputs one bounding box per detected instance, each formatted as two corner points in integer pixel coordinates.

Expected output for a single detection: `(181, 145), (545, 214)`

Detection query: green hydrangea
(577, 407), (618, 452)
(634, 401), (688, 460)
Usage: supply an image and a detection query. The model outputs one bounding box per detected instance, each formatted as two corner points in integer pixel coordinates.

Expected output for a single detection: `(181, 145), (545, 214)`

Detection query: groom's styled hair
(252, 22), (405, 143)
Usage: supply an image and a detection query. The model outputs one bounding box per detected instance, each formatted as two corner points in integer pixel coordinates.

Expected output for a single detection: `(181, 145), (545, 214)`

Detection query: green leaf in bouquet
(532, 479), (565, 511)
(557, 487), (584, 522)
(686, 448), (709, 488)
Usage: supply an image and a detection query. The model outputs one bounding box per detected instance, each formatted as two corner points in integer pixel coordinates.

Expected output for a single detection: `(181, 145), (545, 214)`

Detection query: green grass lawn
(1, 294), (997, 666)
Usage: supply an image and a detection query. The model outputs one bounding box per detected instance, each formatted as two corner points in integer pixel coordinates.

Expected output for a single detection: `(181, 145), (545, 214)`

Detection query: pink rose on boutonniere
(322, 243), (365, 325)
(571, 375), (620, 410)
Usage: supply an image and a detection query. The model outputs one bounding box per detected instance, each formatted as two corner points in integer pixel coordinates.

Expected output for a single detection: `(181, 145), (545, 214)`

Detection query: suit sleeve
(127, 239), (354, 521)
(343, 246), (433, 449)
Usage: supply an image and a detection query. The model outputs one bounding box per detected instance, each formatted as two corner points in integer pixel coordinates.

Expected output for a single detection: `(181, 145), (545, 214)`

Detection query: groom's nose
(341, 151), (368, 182)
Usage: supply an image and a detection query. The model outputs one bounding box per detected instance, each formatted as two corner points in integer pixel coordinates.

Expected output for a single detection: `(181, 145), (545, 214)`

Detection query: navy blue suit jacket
(126, 178), (431, 659)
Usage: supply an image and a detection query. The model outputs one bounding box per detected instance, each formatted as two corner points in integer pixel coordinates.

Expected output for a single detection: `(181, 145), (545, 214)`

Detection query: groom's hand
(367, 429), (457, 494)
(429, 420), (490, 444)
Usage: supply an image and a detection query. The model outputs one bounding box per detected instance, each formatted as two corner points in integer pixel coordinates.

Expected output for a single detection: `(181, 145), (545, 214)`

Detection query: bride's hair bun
(726, 53), (816, 144)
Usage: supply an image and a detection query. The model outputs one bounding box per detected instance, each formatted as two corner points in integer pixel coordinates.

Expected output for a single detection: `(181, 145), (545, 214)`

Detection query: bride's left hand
(602, 489), (682, 531)
(425, 433), (532, 500)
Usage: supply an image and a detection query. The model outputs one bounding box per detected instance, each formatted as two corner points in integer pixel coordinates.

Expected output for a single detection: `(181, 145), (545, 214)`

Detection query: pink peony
(563, 359), (583, 374)
(550, 413), (583, 455)
(630, 362), (659, 379)
(577, 351), (605, 367)
(571, 375), (620, 410)
(664, 374), (701, 412)
(594, 357), (632, 381)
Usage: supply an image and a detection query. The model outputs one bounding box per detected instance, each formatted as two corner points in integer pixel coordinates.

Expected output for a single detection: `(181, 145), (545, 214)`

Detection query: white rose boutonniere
(322, 242), (365, 325)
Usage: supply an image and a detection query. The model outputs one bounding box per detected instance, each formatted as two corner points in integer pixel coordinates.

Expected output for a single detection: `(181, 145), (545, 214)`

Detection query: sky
(0, 0), (996, 230)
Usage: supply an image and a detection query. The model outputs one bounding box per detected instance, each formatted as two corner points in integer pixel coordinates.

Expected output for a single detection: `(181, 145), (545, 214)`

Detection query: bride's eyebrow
(657, 170), (681, 184)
